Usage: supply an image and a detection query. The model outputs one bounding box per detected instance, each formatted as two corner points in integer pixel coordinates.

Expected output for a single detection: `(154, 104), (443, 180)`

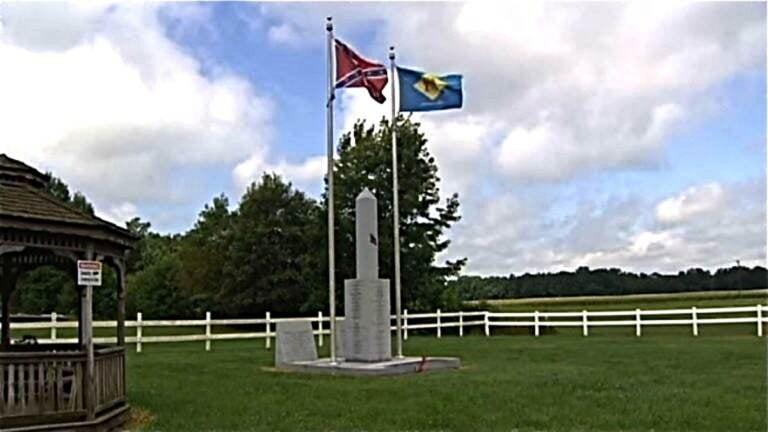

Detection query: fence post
(404, 309), (408, 341)
(136, 312), (143, 353)
(205, 311), (211, 351)
(534, 311), (540, 337)
(459, 311), (464, 337)
(691, 307), (698, 337)
(265, 311), (271, 350)
(484, 311), (490, 336)
(635, 308), (641, 337)
(436, 309), (442, 338)
(317, 311), (323, 347)
(757, 304), (763, 337)
(50, 312), (57, 341)
(582, 310), (588, 337)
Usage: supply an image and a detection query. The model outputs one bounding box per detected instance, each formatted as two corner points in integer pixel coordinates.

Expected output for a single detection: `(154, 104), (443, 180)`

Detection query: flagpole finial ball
(389, 46), (395, 60)
(326, 16), (333, 31)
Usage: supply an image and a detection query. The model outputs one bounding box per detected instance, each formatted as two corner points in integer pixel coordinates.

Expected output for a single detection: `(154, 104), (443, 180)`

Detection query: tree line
(450, 266), (767, 301)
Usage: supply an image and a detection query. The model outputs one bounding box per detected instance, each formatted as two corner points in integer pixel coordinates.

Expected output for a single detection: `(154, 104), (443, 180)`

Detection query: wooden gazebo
(0, 154), (136, 431)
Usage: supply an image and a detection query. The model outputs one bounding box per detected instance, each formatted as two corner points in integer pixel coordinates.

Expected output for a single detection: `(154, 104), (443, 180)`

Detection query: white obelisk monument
(276, 187), (459, 375)
(343, 188), (392, 362)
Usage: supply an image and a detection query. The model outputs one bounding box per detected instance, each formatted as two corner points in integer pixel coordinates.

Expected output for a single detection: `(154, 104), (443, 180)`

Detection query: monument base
(275, 356), (461, 376)
(343, 279), (391, 362)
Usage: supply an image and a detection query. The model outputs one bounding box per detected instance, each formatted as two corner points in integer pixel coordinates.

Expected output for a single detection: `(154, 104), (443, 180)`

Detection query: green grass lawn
(126, 332), (766, 431)
(475, 289), (767, 312)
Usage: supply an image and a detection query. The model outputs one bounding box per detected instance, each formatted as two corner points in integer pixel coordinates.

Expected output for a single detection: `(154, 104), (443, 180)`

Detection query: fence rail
(9, 304), (767, 352)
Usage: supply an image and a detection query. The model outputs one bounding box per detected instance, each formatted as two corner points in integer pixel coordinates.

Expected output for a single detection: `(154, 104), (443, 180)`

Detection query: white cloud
(520, 180), (762, 274)
(0, 3), (274, 226)
(493, 102), (686, 181)
(443, 179), (765, 275)
(1, 2), (110, 51)
(656, 182), (725, 224)
(229, 88), (392, 196)
(98, 202), (139, 227)
(234, 153), (326, 193)
(418, 115), (498, 199)
(338, 90), (391, 135)
(267, 23), (302, 46)
(278, 155), (327, 183)
(496, 122), (561, 180)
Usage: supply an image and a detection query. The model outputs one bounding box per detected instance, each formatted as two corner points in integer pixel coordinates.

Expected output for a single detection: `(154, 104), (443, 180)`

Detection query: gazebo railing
(0, 349), (85, 421)
(0, 345), (125, 429)
(94, 346), (126, 414)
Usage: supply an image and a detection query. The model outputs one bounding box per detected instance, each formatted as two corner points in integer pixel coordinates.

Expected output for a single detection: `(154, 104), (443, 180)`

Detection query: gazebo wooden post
(1, 254), (19, 350)
(115, 257), (127, 406)
(76, 286), (84, 343)
(1, 277), (11, 349)
(115, 259), (126, 346)
(82, 247), (96, 420)
(75, 264), (84, 345)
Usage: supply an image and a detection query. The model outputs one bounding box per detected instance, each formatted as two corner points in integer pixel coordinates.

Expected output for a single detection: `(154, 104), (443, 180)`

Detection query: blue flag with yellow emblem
(397, 67), (463, 112)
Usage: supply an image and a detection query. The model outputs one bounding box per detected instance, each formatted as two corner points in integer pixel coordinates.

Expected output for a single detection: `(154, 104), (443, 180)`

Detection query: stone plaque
(275, 321), (317, 366)
(343, 279), (391, 362)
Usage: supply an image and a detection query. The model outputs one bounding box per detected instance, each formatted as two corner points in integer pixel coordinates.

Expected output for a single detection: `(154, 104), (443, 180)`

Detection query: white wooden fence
(9, 304), (767, 352)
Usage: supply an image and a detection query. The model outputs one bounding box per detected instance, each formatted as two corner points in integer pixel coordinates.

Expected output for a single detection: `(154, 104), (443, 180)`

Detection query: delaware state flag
(397, 67), (463, 112)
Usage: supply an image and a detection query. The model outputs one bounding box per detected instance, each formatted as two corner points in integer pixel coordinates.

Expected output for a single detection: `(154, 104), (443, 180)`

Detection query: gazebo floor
(4, 403), (130, 432)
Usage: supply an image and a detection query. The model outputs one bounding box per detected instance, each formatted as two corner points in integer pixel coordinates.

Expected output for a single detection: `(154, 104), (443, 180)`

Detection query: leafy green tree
(92, 266), (119, 319)
(124, 217), (153, 273)
(45, 174), (71, 202)
(220, 174), (322, 317)
(45, 172), (95, 214)
(71, 192), (94, 215)
(331, 117), (465, 311)
(126, 252), (185, 318)
(176, 194), (232, 315)
(123, 218), (188, 318)
(14, 267), (75, 315)
(451, 266), (768, 300)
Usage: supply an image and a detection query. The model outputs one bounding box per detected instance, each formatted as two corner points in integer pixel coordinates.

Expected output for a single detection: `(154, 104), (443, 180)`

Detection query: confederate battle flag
(334, 39), (388, 104)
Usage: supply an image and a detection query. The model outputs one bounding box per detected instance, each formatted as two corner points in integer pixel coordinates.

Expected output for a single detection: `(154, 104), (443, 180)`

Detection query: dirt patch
(125, 406), (155, 431)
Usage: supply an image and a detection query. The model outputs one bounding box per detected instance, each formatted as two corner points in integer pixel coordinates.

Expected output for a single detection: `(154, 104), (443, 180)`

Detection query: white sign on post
(77, 260), (102, 286)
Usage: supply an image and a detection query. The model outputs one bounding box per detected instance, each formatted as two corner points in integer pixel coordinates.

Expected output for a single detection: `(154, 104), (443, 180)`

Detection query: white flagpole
(389, 46), (404, 359)
(326, 16), (337, 364)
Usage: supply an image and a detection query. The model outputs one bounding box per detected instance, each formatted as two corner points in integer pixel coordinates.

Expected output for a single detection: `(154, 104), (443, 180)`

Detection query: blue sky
(1, 2), (764, 275)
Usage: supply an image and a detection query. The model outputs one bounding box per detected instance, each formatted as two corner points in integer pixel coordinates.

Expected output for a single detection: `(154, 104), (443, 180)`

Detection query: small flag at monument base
(397, 67), (462, 112)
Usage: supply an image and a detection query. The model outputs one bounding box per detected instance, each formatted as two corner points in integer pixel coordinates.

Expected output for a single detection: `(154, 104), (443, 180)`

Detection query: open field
(471, 288), (768, 312)
(125, 331), (766, 431)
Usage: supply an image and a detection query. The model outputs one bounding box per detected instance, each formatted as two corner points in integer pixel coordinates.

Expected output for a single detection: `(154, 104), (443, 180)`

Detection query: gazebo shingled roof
(0, 154), (135, 246)
(0, 153), (48, 186)
(1, 153), (137, 431)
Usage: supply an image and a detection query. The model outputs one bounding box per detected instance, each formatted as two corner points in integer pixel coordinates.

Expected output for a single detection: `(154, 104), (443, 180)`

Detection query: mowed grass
(126, 330), (766, 431)
(476, 289), (768, 312)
